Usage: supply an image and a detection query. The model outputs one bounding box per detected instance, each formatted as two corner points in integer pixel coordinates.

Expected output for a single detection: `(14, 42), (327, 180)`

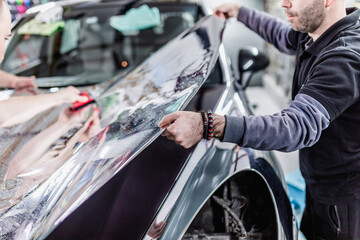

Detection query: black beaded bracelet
(207, 109), (214, 140)
(200, 110), (208, 139)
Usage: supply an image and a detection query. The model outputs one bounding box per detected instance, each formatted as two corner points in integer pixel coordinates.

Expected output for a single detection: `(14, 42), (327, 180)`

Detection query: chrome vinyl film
(0, 15), (225, 239)
(142, 58), (296, 239)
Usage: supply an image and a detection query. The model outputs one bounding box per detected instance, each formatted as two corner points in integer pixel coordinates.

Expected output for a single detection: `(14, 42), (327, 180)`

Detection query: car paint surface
(0, 1), (298, 239)
(0, 11), (225, 239)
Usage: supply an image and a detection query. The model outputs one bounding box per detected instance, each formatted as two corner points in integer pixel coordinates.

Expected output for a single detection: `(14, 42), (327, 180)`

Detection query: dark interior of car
(183, 171), (278, 240)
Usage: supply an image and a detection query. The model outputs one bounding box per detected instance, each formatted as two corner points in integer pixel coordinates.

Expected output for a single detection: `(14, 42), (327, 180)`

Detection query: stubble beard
(291, 0), (326, 33)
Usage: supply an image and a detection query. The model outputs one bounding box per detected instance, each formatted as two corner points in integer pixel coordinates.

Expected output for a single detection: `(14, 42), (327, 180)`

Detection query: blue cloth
(110, 5), (160, 33)
(286, 169), (305, 212)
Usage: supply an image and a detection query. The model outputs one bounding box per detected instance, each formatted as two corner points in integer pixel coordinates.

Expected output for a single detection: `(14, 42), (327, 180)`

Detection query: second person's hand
(11, 75), (37, 94)
(56, 86), (88, 104)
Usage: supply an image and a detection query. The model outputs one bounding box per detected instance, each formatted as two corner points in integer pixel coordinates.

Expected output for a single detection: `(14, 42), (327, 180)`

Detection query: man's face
(0, 3), (12, 63)
(282, 0), (326, 33)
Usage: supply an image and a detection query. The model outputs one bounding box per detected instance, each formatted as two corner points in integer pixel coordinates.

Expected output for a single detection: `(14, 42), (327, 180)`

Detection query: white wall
(204, 0), (266, 83)
(203, 0), (356, 84)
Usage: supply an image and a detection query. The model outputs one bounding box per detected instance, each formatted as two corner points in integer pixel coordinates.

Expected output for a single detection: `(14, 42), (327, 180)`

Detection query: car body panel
(140, 50), (297, 239)
(0, 10), (225, 239)
(0, 1), (297, 239)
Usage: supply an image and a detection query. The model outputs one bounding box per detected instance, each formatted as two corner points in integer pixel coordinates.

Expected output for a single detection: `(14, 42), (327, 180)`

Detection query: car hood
(0, 15), (225, 239)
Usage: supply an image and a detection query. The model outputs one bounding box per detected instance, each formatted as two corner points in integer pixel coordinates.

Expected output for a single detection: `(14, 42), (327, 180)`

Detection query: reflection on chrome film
(0, 16), (225, 239)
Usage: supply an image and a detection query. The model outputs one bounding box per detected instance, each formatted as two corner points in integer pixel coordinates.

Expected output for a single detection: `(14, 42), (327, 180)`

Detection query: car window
(1, 3), (203, 87)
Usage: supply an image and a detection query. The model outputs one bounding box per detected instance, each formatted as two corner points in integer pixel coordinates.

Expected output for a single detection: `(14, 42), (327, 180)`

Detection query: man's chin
(290, 23), (299, 31)
(290, 24), (307, 33)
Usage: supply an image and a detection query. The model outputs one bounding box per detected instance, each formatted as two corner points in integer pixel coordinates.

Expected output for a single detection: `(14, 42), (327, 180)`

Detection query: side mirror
(238, 47), (269, 90)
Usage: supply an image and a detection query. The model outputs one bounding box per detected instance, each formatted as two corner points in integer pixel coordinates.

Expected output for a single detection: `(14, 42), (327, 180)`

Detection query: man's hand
(158, 111), (226, 149)
(11, 75), (37, 94)
(158, 111), (203, 149)
(213, 3), (241, 20)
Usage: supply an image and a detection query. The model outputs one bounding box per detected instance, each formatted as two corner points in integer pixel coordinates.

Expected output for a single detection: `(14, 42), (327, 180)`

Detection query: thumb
(77, 95), (89, 103)
(213, 9), (224, 18)
(29, 78), (37, 88)
(158, 112), (180, 128)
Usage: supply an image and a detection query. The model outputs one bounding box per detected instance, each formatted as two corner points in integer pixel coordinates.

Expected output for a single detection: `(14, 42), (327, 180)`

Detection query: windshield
(1, 2), (202, 87)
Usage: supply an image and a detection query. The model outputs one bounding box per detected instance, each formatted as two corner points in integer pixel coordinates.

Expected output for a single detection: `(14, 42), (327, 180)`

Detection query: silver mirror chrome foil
(141, 48), (297, 240)
(0, 15), (225, 239)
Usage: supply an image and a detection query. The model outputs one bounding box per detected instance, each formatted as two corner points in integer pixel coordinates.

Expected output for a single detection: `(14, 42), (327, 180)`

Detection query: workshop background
(206, 0), (359, 239)
(10, 0), (358, 231)
(4, 0), (360, 239)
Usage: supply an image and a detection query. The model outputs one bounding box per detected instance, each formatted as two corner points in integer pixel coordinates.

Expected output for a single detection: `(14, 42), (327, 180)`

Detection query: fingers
(70, 94), (89, 103)
(159, 111), (203, 149)
(93, 107), (100, 113)
(161, 121), (180, 143)
(58, 86), (88, 103)
(67, 86), (81, 94)
(12, 76), (37, 95)
(213, 5), (229, 19)
(161, 130), (175, 141)
(160, 122), (188, 147)
(158, 112), (179, 129)
(15, 86), (37, 95)
(20, 78), (37, 89)
(61, 86), (81, 95)
(76, 95), (89, 103)
(29, 77), (37, 89)
(213, 8), (227, 19)
(213, 3), (240, 19)
(88, 108), (101, 129)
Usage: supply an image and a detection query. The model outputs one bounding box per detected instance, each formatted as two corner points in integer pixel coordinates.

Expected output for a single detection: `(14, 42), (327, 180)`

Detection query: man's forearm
(237, 6), (297, 55)
(222, 94), (330, 152)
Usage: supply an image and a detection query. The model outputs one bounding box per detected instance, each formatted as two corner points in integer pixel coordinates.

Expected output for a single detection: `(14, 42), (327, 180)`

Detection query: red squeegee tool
(72, 91), (96, 110)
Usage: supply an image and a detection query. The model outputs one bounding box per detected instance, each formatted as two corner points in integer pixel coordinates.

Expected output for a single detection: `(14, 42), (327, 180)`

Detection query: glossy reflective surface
(0, 15), (225, 239)
(2, 1), (202, 87)
(156, 142), (251, 240)
(138, 48), (296, 239)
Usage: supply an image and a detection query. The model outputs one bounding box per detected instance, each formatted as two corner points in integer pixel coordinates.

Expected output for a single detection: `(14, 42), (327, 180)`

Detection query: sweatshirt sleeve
(222, 93), (330, 152)
(237, 6), (298, 55)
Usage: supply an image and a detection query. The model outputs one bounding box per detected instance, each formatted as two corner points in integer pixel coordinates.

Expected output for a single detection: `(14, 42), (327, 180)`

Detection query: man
(159, 0), (360, 239)
(0, 0), (87, 127)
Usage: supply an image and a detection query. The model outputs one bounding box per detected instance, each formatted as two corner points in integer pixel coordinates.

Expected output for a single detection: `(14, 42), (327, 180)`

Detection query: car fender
(143, 140), (297, 240)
